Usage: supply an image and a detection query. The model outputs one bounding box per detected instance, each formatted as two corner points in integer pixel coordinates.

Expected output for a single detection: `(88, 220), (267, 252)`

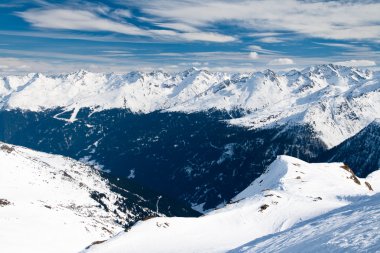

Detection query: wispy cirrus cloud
(257, 37), (287, 43)
(13, 1), (380, 47)
(154, 22), (198, 33)
(248, 52), (259, 60)
(248, 45), (280, 55)
(0, 30), (143, 43)
(247, 32), (289, 44)
(268, 58), (295, 66)
(334, 59), (376, 67)
(18, 9), (150, 36)
(313, 42), (376, 53)
(1, 0), (379, 73)
(129, 0), (380, 41)
(17, 7), (235, 42)
(0, 56), (144, 74)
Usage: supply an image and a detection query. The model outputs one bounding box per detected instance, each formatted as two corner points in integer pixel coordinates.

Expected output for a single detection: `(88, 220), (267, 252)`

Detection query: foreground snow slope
(0, 142), (136, 253)
(232, 193), (380, 253)
(85, 155), (378, 253)
(1, 64), (379, 147)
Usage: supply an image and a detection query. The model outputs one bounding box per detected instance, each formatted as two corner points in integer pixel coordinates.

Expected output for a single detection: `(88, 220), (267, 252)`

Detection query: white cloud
(19, 9), (148, 36)
(18, 8), (235, 43)
(268, 58), (294, 65)
(155, 22), (198, 32)
(177, 32), (235, 42)
(0, 56), (151, 74)
(249, 52), (259, 60)
(0, 48), (119, 63)
(248, 32), (282, 38)
(113, 9), (132, 18)
(133, 0), (380, 41)
(334, 60), (376, 67)
(257, 37), (285, 43)
(314, 42), (356, 49)
(248, 45), (263, 51)
(0, 57), (48, 74)
(19, 1), (380, 44)
(0, 50), (260, 75)
(0, 30), (138, 43)
(248, 45), (279, 55)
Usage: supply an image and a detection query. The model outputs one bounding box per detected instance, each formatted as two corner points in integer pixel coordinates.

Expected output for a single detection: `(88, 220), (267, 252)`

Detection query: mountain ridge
(1, 64), (379, 148)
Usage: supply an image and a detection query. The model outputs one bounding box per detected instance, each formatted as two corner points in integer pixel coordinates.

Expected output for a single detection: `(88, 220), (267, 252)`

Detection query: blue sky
(0, 0), (379, 74)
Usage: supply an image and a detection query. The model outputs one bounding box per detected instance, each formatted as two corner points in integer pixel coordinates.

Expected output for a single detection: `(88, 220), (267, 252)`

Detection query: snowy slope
(231, 193), (380, 253)
(0, 142), (160, 253)
(1, 64), (379, 147)
(84, 155), (378, 253)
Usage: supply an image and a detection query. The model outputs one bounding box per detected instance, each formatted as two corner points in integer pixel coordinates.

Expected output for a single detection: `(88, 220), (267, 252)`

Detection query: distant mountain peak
(233, 155), (373, 202)
(74, 69), (90, 75)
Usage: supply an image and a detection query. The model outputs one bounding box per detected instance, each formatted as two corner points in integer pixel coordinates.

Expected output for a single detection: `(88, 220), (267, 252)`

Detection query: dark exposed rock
(0, 198), (11, 207)
(259, 204), (269, 212)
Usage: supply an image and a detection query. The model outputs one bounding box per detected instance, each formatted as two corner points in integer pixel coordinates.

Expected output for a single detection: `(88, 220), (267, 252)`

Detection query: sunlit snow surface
(1, 64), (379, 147)
(232, 193), (380, 253)
(0, 142), (127, 253)
(85, 155), (380, 253)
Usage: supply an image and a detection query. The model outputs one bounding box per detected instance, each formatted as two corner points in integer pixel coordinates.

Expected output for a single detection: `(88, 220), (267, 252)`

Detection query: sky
(0, 0), (379, 74)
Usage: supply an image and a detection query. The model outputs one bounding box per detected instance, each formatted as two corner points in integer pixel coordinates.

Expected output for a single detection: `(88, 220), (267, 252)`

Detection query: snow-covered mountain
(232, 192), (380, 253)
(83, 155), (380, 253)
(1, 64), (379, 147)
(0, 142), (126, 253)
(0, 142), (197, 253)
(1, 64), (379, 211)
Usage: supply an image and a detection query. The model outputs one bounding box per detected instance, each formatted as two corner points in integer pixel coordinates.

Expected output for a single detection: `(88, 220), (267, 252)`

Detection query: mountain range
(1, 64), (378, 147)
(0, 64), (379, 212)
